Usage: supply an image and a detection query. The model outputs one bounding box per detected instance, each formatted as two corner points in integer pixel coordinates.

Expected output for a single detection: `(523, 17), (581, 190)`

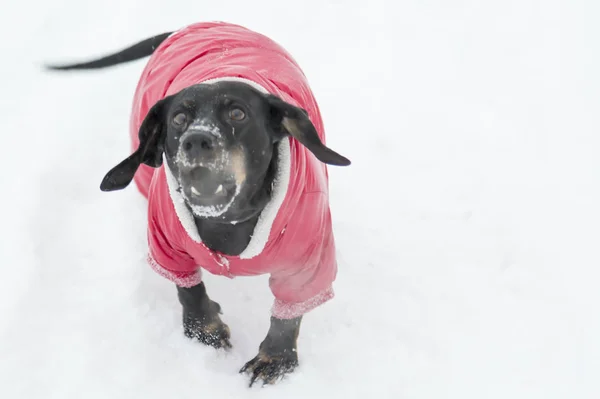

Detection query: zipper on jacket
(216, 254), (232, 277)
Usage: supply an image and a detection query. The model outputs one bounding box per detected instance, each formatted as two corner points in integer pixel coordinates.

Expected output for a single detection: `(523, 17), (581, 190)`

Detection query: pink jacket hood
(129, 22), (337, 319)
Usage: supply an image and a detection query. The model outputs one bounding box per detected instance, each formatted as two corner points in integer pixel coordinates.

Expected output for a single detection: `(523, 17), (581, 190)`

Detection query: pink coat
(129, 22), (337, 319)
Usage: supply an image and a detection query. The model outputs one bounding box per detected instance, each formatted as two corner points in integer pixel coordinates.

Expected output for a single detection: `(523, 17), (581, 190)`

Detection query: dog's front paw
(239, 351), (298, 387)
(182, 301), (232, 349)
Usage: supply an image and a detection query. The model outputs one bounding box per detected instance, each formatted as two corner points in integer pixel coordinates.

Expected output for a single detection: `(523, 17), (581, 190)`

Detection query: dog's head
(100, 80), (350, 222)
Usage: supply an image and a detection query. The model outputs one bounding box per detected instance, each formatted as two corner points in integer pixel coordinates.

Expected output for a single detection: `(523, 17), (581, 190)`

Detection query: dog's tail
(45, 32), (173, 71)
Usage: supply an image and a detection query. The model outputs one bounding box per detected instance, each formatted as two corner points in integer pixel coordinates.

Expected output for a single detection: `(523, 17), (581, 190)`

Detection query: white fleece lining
(164, 76), (291, 260)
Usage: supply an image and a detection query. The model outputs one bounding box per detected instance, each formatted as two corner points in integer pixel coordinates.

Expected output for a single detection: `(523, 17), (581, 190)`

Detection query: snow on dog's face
(99, 80), (350, 222)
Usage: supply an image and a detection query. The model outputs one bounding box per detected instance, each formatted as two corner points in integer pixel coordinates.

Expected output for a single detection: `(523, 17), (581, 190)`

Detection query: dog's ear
(266, 95), (351, 166)
(100, 95), (173, 191)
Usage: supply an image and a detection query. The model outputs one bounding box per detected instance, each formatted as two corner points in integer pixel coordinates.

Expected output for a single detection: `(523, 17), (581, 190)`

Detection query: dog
(46, 21), (350, 387)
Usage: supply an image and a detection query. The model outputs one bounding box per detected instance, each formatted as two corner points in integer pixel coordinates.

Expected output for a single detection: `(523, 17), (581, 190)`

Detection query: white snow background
(1, 1), (599, 398)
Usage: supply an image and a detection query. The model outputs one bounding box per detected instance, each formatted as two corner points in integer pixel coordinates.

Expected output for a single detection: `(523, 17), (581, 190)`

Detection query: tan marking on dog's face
(230, 148), (247, 186)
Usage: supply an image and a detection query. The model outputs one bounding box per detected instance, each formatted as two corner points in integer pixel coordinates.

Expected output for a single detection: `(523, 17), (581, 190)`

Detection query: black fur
(177, 282), (232, 349)
(45, 32), (173, 70)
(45, 31), (350, 386)
(240, 316), (302, 387)
(100, 95), (172, 191)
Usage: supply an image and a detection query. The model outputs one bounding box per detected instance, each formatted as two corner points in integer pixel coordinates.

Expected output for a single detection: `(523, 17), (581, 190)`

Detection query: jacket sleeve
(147, 220), (202, 288)
(146, 175), (201, 288)
(269, 192), (337, 319)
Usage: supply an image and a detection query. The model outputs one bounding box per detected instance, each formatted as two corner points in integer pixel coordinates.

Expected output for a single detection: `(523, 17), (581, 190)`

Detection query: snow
(1, 0), (599, 398)
(186, 120), (222, 138)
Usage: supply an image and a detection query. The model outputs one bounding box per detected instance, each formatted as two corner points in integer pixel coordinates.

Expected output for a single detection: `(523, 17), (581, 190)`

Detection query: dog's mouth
(180, 166), (238, 212)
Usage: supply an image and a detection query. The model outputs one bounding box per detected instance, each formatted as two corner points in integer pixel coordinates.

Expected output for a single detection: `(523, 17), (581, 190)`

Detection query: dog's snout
(182, 132), (216, 157)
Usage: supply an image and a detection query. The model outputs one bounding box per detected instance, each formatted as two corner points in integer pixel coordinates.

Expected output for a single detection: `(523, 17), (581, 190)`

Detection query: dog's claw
(240, 353), (298, 387)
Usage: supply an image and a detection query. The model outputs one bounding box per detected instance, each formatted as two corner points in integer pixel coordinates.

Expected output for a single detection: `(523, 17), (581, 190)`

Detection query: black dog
(47, 24), (350, 387)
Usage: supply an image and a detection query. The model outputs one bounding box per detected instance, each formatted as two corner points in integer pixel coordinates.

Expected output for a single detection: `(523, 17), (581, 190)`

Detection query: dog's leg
(177, 282), (232, 349)
(240, 316), (301, 386)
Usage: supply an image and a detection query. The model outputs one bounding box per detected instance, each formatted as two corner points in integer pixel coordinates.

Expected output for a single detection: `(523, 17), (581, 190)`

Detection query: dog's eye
(173, 113), (187, 126)
(229, 108), (246, 121)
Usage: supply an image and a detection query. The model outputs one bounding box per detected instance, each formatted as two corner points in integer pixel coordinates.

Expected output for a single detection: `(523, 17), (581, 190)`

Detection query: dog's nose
(181, 132), (215, 158)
